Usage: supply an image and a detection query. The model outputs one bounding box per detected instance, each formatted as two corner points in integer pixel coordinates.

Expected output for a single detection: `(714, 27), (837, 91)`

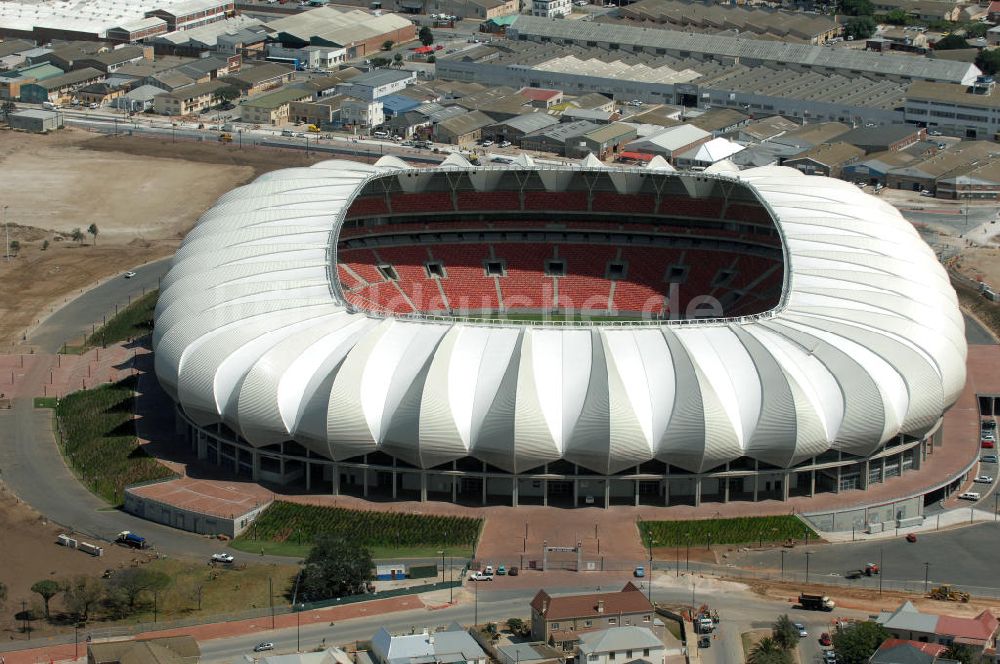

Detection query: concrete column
(723, 475), (730, 503)
(332, 462), (340, 495)
(215, 436), (222, 466)
(252, 452), (260, 482)
(882, 456), (888, 483)
(694, 478), (702, 507)
(604, 479), (610, 509)
(392, 470), (398, 499)
(512, 478), (519, 507)
(420, 472), (427, 502)
(197, 431), (207, 460)
(835, 464), (842, 493)
(279, 455), (286, 482)
(664, 478), (670, 507)
(753, 460), (760, 501)
(782, 472), (790, 501)
(481, 475), (487, 506)
(363, 467), (369, 497)
(573, 478), (579, 507)
(542, 479), (549, 507)
(810, 469), (816, 496)
(860, 461), (870, 489)
(452, 475), (457, 503)
(305, 462), (311, 491)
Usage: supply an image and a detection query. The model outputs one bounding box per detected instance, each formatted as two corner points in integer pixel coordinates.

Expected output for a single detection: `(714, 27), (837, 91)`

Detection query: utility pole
(924, 562), (930, 594)
(805, 551), (812, 584)
(296, 609), (301, 652)
(269, 577), (275, 629)
(474, 576), (479, 627)
(3, 205), (9, 262)
(878, 548), (884, 596)
(780, 550), (786, 579)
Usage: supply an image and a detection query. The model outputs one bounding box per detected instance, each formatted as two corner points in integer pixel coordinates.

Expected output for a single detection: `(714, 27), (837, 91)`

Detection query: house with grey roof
(520, 120), (598, 154)
(111, 84), (168, 113)
(575, 626), (664, 664)
(435, 110), (494, 145)
(490, 113), (559, 142)
(370, 626), (487, 664)
(624, 124), (712, 162)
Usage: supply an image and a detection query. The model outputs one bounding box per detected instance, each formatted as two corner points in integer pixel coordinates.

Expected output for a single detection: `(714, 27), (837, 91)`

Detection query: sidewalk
(818, 507), (996, 543)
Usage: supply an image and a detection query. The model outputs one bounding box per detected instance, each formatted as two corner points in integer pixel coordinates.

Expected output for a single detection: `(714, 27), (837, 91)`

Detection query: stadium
(153, 155), (967, 508)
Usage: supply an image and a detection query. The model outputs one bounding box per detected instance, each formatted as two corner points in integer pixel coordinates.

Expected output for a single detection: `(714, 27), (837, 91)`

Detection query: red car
(983, 440), (995, 448)
(819, 633), (832, 647)
(906, 533), (917, 543)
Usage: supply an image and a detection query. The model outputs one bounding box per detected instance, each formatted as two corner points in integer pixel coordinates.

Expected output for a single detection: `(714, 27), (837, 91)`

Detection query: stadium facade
(153, 155), (966, 508)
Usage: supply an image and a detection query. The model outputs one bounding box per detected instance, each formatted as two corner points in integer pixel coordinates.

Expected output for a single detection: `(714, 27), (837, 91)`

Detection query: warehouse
(144, 0), (234, 32)
(784, 142), (866, 178)
(489, 113), (559, 143)
(0, 63), (63, 100)
(434, 110), (494, 144)
(266, 7), (416, 59)
(336, 69), (415, 101)
(9, 109), (62, 132)
(904, 78), (1000, 140)
(565, 123), (636, 159)
(221, 62), (293, 95)
(18, 67), (103, 103)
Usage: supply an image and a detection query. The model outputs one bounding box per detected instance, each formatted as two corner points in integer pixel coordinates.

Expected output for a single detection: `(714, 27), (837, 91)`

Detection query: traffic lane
(735, 524), (995, 589)
(965, 313), (997, 345)
(28, 258), (170, 353)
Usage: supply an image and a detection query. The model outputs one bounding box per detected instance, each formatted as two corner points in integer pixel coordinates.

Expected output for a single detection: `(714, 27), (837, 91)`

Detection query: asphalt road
(965, 313), (997, 345)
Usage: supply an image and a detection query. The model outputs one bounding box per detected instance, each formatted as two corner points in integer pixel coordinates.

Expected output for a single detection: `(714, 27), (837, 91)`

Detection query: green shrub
(639, 515), (816, 547)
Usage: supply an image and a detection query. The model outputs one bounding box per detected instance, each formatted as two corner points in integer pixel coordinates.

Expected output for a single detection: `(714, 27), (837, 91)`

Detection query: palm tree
(87, 223), (99, 245)
(772, 614), (800, 651)
(748, 636), (791, 664)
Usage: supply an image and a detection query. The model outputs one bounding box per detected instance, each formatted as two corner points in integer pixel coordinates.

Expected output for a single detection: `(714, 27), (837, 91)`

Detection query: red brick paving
(128, 477), (275, 520)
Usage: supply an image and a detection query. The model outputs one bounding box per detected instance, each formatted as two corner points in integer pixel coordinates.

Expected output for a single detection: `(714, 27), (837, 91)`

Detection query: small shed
(9, 109), (62, 133)
(376, 563), (407, 580)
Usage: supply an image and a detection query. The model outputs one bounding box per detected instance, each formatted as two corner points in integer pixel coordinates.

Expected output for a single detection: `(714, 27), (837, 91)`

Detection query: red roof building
(936, 611), (1000, 648)
(518, 86), (564, 108)
(529, 583), (654, 647)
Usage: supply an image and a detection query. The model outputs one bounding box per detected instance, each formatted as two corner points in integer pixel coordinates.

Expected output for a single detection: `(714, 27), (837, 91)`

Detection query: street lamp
(474, 574), (479, 627)
(780, 550), (786, 580)
(647, 539), (656, 605)
(924, 562), (930, 594)
(2, 205), (8, 262)
(438, 550), (445, 585)
(685, 533), (690, 572)
(805, 551), (812, 584)
(449, 555), (453, 604)
(878, 548), (884, 596)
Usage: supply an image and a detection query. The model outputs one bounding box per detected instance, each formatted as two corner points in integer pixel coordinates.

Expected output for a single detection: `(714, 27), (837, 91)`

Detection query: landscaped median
(62, 289), (158, 354)
(639, 515), (819, 550)
(231, 501), (483, 559)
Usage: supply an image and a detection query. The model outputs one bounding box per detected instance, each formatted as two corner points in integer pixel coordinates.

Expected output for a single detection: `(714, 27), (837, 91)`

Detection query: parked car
(123, 271), (136, 279)
(499, 141), (511, 148)
(920, 189), (934, 197)
(634, 565), (645, 578)
(819, 632), (832, 647)
(974, 475), (994, 484)
(253, 643), (275, 652)
(982, 432), (996, 442)
(982, 440), (995, 448)
(483, 565), (494, 575)
(497, 564), (507, 576)
(698, 636), (711, 648)
(211, 552), (235, 564)
(508, 566), (519, 576)
(468, 572), (494, 581)
(982, 455), (998, 463)
(983, 419), (997, 430)
(958, 491), (981, 501)
(906, 533), (917, 543)
(481, 140), (494, 147)
(794, 623), (808, 637)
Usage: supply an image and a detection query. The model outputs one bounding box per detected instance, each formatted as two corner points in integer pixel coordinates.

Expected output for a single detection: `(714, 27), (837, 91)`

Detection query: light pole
(3, 205), (8, 262)
(647, 538), (656, 605)
(780, 549), (786, 580)
(805, 551), (812, 584)
(924, 562), (930, 594)
(685, 533), (690, 572)
(296, 607), (301, 652)
(675, 542), (680, 578)
(439, 550), (445, 585)
(449, 555), (453, 604)
(878, 548), (883, 596)
(474, 576), (479, 627)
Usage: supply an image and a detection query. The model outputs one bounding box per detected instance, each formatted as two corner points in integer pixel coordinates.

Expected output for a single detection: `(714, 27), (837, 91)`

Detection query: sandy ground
(0, 482), (144, 638)
(954, 246), (1000, 289)
(0, 129), (330, 346)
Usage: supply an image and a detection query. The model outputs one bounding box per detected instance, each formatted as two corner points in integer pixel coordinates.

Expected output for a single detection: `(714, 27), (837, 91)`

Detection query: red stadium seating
(345, 195), (390, 219)
(524, 191), (589, 211)
(390, 192), (455, 215)
(658, 196), (724, 220)
(456, 191), (521, 212)
(593, 192), (655, 214)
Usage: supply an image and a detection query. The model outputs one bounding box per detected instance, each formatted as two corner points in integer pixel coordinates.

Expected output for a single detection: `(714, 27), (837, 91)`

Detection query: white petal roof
(153, 159), (967, 475)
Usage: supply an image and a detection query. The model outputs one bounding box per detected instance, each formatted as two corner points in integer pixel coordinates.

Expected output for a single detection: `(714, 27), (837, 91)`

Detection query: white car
(481, 140), (494, 147)
(211, 552), (235, 563)
(974, 475), (994, 484)
(499, 141), (511, 148)
(794, 623), (807, 638)
(468, 572), (494, 581)
(982, 432), (996, 441)
(253, 642), (275, 652)
(123, 271), (136, 279)
(920, 189), (934, 197)
(959, 492), (981, 501)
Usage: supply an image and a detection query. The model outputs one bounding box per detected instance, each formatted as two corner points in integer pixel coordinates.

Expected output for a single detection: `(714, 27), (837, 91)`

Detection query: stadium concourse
(149, 153), (967, 525)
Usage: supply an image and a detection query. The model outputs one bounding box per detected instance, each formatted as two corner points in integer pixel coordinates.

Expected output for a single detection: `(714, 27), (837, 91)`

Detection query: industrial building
(265, 7), (416, 59)
(8, 108), (62, 132)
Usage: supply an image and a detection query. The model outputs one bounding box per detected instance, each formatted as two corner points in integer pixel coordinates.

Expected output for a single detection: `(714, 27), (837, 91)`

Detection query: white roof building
(370, 626), (487, 664)
(676, 136), (745, 167)
(576, 626), (665, 664)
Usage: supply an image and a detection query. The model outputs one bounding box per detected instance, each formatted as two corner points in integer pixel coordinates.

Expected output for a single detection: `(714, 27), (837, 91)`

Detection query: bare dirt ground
(954, 246), (1000, 288)
(0, 482), (142, 638)
(0, 129), (329, 346)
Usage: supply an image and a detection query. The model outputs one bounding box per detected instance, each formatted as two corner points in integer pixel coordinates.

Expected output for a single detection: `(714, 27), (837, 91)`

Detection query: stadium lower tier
(180, 409), (941, 508)
(336, 240), (782, 319)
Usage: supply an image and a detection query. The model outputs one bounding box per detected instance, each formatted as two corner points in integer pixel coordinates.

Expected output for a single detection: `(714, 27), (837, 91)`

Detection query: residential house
(834, 124), (925, 154)
(336, 69), (416, 101)
(370, 625), (487, 664)
(489, 113), (560, 143)
(783, 142), (865, 177)
(87, 635), (200, 664)
(623, 125), (713, 163)
(241, 87), (313, 125)
(575, 626), (665, 664)
(222, 62), (293, 96)
(529, 583), (655, 646)
(435, 110), (494, 144)
(989, 25), (1000, 47)
(518, 87), (564, 108)
(869, 638), (948, 664)
(496, 642), (563, 664)
(0, 63), (63, 100)
(876, 601), (1000, 655)
(521, 120), (599, 154)
(258, 647), (354, 664)
(19, 67), (103, 103)
(153, 79), (226, 115)
(341, 97), (385, 127)
(76, 82), (127, 106)
(144, 0), (234, 32)
(290, 98), (342, 126)
(565, 123), (637, 160)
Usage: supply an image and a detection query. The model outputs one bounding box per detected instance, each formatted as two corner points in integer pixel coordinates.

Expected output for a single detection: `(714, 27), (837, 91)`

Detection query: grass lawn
(34, 396), (59, 408)
(111, 558), (300, 623)
(83, 290), (158, 350)
(54, 376), (173, 506)
(640, 515), (817, 549)
(234, 501), (482, 560)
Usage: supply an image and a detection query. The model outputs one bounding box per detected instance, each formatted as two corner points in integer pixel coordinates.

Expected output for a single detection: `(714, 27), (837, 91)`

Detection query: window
(585, 620), (592, 627)
(425, 262), (445, 278)
(545, 259), (566, 276)
(626, 650), (633, 658)
(643, 614), (651, 622)
(609, 617), (617, 625)
(485, 260), (505, 276)
(552, 622), (559, 629)
(609, 653), (616, 661)
(377, 264), (398, 281)
(643, 649), (650, 656)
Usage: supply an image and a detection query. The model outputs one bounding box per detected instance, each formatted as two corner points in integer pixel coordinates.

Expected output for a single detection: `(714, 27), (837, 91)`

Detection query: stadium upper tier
(153, 156), (967, 476)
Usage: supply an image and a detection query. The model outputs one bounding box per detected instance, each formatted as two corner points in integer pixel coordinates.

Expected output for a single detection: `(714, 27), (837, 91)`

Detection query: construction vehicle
(116, 531), (147, 549)
(929, 585), (970, 602)
(307, 124), (320, 133)
(799, 593), (836, 611)
(219, 132), (233, 143)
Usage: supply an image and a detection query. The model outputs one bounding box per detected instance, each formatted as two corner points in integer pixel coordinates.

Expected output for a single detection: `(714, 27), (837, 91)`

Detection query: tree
(1, 100), (15, 120)
(942, 644), (980, 664)
(747, 636), (791, 664)
(9, 240), (19, 256)
(215, 86), (241, 104)
(832, 621), (891, 664)
(419, 26), (434, 46)
(110, 568), (171, 611)
(31, 580), (61, 619)
(393, 53), (403, 67)
(976, 48), (1000, 75)
(882, 8), (908, 24)
(41, 239), (49, 251)
(845, 16), (877, 39)
(840, 0), (873, 15)
(426, 55), (436, 64)
(935, 33), (971, 50)
(370, 57), (390, 68)
(87, 223), (99, 246)
(506, 617), (526, 635)
(964, 22), (988, 38)
(300, 535), (374, 601)
(772, 614), (800, 651)
(70, 228), (84, 245)
(381, 39), (394, 51)
(62, 576), (105, 622)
